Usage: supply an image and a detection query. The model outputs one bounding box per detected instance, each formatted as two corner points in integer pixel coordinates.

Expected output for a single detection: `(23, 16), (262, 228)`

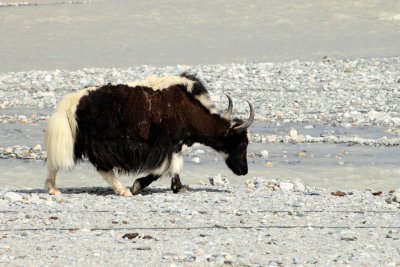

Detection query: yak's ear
(230, 118), (244, 128)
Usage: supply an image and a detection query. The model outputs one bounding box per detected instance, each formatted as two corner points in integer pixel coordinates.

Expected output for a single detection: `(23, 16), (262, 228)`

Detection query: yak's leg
(45, 166), (61, 195)
(169, 153), (186, 193)
(98, 170), (132, 197)
(171, 174), (183, 193)
(131, 174), (160, 195)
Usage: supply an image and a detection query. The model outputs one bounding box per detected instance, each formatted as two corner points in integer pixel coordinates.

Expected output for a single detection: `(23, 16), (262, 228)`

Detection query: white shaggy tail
(45, 88), (92, 171)
(45, 111), (75, 170)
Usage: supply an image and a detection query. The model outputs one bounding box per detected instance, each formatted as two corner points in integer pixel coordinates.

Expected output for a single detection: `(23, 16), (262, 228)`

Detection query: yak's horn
(233, 101), (254, 132)
(223, 93), (233, 120)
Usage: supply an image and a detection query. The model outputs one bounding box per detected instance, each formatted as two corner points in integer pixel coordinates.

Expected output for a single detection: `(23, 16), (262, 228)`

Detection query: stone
(212, 174), (229, 187)
(266, 135), (277, 142)
(191, 157), (200, 163)
(289, 129), (298, 140)
(193, 149), (205, 155)
(260, 150), (269, 158)
(293, 180), (306, 192)
(274, 111), (283, 119)
(340, 231), (357, 241)
(44, 74), (52, 82)
(279, 181), (294, 191)
(265, 162), (273, 168)
(385, 197), (393, 204)
(4, 192), (22, 202)
(18, 115), (28, 123)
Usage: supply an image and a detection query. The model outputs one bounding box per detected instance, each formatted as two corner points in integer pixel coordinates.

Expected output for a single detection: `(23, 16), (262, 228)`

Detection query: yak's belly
(130, 152), (183, 178)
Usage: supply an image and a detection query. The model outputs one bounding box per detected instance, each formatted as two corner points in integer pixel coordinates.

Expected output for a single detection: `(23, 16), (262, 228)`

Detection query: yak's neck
(185, 109), (230, 151)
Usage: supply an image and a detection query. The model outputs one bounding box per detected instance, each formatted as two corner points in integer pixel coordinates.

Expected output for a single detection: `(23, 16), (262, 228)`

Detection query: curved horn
(223, 93), (233, 120)
(233, 101), (254, 132)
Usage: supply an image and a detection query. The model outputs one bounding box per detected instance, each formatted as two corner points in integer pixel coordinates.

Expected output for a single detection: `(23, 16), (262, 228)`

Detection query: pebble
(210, 174), (229, 187)
(293, 180), (306, 192)
(289, 129), (299, 141)
(4, 192), (23, 202)
(279, 181), (294, 191)
(191, 157), (200, 163)
(340, 230), (358, 241)
(260, 150), (269, 158)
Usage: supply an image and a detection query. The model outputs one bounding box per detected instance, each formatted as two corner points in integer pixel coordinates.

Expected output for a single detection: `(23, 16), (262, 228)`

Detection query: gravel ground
(0, 57), (400, 266)
(1, 180), (400, 266)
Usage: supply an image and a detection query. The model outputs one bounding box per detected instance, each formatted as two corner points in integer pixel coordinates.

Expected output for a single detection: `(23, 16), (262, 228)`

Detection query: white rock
(266, 135), (277, 142)
(193, 149), (205, 156)
(260, 150), (269, 158)
(4, 192), (23, 202)
(279, 181), (294, 191)
(18, 115), (27, 122)
(304, 125), (314, 129)
(33, 144), (42, 151)
(44, 74), (52, 82)
(212, 174), (229, 187)
(293, 179), (306, 192)
(191, 157), (200, 163)
(289, 129), (298, 140)
(28, 195), (42, 204)
(368, 110), (383, 122)
(274, 111), (283, 119)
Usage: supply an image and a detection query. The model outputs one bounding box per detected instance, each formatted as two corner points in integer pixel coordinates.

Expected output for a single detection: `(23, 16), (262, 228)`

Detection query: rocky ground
(1, 179), (400, 266)
(0, 57), (399, 266)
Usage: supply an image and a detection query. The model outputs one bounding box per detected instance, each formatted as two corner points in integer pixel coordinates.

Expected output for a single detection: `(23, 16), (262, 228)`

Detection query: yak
(45, 73), (254, 196)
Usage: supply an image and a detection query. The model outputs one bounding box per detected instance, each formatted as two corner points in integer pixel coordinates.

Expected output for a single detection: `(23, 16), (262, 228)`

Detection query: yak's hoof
(130, 181), (142, 195)
(117, 188), (133, 197)
(172, 184), (189, 194)
(48, 187), (61, 195)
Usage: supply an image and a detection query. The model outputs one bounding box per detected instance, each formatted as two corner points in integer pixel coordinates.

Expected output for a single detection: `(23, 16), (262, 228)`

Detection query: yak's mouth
(232, 167), (248, 176)
(226, 158), (248, 176)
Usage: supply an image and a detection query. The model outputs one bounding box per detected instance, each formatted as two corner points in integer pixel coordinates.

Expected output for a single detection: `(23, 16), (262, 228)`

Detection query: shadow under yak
(15, 186), (231, 196)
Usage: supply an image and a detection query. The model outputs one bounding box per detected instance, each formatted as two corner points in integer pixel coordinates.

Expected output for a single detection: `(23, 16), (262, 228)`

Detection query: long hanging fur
(45, 88), (92, 170)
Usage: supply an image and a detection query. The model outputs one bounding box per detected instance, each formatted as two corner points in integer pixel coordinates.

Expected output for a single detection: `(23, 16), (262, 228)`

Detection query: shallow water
(1, 0), (399, 72)
(1, 147), (399, 191)
(1, 133), (399, 190)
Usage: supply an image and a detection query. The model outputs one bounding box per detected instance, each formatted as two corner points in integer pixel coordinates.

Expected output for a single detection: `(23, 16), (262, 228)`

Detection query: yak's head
(220, 95), (254, 176)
